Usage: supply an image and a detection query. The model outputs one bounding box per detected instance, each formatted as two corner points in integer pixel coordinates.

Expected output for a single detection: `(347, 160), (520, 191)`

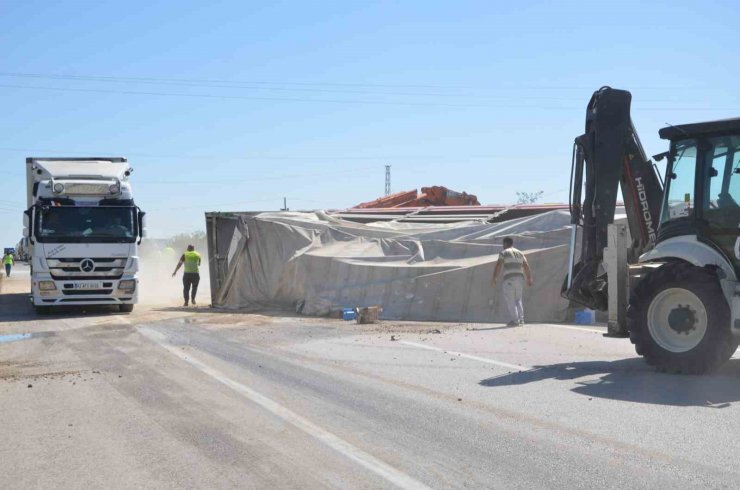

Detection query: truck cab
(25, 157), (146, 313)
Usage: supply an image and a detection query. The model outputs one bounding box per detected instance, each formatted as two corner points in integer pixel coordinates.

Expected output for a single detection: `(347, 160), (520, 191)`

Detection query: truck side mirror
(23, 209), (34, 244)
(138, 211), (147, 243)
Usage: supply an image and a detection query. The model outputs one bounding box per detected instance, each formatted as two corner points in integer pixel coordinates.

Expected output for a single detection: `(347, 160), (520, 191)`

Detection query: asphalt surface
(2, 262), (740, 488)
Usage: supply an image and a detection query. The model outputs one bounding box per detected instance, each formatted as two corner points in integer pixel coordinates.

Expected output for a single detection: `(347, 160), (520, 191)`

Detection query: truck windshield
(35, 206), (136, 243)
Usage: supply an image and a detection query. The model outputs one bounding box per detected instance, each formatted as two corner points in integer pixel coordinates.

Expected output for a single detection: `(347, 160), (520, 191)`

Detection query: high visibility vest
(182, 251), (201, 273)
(3, 254), (13, 265)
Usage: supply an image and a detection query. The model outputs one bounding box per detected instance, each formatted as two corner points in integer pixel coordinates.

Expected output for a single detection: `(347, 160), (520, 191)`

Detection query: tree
(167, 231), (207, 253)
(516, 191), (544, 205)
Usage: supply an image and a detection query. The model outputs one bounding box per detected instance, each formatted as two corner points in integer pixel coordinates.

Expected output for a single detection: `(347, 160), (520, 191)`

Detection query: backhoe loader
(563, 87), (740, 373)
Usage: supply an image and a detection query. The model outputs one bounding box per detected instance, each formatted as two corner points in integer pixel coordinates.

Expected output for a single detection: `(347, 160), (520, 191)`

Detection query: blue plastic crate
(575, 309), (595, 325)
(342, 308), (357, 321)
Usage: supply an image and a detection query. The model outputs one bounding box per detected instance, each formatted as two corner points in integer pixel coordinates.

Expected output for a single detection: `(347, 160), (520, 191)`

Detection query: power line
(0, 83), (523, 108)
(0, 71), (706, 92)
(134, 166), (385, 185)
(151, 197), (353, 212)
(0, 72), (446, 90)
(0, 164), (392, 187)
(0, 72), (610, 102)
(150, 197), (279, 211)
(150, 196), (338, 211)
(0, 147), (531, 161)
(0, 83), (732, 111)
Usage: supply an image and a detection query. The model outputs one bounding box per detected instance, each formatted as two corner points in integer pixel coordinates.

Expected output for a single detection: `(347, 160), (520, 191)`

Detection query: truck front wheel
(627, 262), (738, 374)
(34, 305), (50, 315)
(119, 304), (134, 313)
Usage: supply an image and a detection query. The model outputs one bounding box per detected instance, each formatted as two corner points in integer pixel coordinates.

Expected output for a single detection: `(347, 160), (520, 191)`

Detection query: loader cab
(658, 118), (740, 273)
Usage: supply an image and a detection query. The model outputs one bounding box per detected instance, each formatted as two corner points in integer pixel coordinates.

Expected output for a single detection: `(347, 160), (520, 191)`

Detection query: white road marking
(139, 327), (430, 490)
(537, 324), (606, 334)
(400, 341), (531, 371)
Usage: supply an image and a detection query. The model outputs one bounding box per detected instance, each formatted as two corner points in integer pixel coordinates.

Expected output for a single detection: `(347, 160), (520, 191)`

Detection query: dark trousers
(183, 272), (200, 303)
(4, 264), (10, 277)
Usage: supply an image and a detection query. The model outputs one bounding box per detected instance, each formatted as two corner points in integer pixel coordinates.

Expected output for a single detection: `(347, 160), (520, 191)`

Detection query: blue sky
(1, 0), (738, 246)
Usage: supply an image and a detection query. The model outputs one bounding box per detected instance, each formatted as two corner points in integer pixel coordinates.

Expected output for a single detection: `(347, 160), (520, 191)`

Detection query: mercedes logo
(80, 258), (95, 273)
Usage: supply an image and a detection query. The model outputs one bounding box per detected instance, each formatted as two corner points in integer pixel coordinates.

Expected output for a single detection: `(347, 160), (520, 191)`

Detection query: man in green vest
(3, 251), (13, 277)
(172, 244), (202, 307)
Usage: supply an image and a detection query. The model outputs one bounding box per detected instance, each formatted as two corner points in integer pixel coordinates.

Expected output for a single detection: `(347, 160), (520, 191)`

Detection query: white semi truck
(24, 157), (146, 314)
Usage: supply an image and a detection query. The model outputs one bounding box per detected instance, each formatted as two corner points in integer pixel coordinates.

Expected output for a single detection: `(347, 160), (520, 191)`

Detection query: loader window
(704, 135), (740, 227)
(662, 139), (696, 223)
(706, 136), (740, 210)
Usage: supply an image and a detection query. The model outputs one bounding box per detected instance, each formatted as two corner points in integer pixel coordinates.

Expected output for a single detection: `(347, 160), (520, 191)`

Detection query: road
(2, 262), (739, 489)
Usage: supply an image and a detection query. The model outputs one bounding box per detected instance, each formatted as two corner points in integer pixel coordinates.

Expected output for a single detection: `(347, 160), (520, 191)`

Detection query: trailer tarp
(206, 210), (574, 323)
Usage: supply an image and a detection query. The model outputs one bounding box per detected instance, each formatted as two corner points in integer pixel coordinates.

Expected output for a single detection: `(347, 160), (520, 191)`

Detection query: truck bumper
(31, 275), (138, 307)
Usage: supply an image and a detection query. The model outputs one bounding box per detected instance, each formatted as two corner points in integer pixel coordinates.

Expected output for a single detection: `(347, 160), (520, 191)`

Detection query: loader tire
(627, 262), (738, 374)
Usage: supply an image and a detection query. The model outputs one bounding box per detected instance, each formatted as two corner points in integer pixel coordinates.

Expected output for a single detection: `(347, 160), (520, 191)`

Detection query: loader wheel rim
(647, 288), (708, 353)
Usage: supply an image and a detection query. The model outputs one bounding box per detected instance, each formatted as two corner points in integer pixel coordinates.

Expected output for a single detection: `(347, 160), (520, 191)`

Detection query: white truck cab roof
(28, 159), (131, 181)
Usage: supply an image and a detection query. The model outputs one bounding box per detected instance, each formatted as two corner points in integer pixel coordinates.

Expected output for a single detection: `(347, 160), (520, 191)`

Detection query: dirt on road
(3, 262), (740, 488)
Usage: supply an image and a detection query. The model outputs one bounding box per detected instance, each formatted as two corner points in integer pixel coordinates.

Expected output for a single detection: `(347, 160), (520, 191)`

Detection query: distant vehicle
(4, 247), (15, 256)
(14, 239), (29, 261)
(24, 157), (146, 314)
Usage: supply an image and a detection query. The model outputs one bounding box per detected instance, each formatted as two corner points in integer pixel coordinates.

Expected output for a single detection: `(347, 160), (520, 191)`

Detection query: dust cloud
(137, 244), (211, 307)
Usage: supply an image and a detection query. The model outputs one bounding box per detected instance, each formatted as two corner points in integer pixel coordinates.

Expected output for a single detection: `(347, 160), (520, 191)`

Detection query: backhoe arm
(562, 87), (663, 311)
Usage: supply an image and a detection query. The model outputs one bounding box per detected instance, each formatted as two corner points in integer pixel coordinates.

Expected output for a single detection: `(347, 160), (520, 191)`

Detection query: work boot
(519, 318), (525, 326)
(183, 301), (188, 307)
(506, 321), (518, 327)
(192, 299), (197, 306)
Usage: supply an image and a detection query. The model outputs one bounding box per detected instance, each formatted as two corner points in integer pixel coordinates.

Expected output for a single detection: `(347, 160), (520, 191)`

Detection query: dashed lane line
(538, 324), (606, 334)
(399, 341), (531, 371)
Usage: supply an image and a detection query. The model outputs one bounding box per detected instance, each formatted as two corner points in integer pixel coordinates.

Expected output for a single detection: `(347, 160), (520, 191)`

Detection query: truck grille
(61, 289), (113, 296)
(47, 257), (126, 280)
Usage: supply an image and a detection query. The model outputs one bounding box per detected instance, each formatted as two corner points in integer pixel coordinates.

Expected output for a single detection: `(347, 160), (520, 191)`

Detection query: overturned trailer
(205, 206), (576, 323)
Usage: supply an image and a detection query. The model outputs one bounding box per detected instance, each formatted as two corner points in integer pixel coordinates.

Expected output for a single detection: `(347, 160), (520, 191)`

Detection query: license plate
(71, 282), (102, 289)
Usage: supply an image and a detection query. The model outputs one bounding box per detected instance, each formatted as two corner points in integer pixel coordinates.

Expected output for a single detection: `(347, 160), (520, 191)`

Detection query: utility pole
(385, 165), (391, 196)
(280, 197), (289, 211)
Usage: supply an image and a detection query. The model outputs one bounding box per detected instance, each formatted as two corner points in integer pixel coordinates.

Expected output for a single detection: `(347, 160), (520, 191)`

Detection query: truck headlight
(109, 184), (120, 194)
(118, 280), (136, 291)
(53, 183), (65, 194)
(38, 281), (57, 291)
